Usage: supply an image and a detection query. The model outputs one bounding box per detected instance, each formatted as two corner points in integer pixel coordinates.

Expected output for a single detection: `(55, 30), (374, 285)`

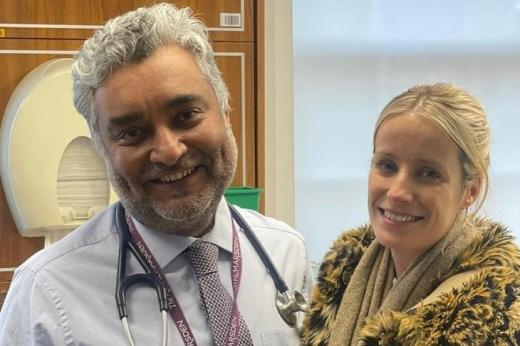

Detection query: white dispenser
(0, 58), (117, 242)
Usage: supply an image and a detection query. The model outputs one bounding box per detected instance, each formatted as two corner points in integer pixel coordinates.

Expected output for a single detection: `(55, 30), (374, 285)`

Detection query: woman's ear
(461, 175), (482, 210)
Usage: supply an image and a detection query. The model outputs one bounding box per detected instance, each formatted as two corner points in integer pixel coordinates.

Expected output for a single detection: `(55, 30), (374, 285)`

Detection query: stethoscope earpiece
(275, 290), (310, 327)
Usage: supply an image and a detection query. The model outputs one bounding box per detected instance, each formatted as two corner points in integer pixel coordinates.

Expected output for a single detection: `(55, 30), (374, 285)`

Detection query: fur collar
(301, 217), (520, 345)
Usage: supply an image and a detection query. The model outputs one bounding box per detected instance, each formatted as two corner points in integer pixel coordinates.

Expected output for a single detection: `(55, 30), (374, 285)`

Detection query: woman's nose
(149, 128), (187, 166)
(387, 174), (414, 203)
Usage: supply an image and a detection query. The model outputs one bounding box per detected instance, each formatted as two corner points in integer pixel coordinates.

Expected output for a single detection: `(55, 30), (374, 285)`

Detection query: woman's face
(368, 113), (477, 257)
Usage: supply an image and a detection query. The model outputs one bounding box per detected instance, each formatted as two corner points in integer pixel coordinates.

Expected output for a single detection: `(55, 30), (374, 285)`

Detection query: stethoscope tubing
(115, 203), (169, 319)
(227, 204), (289, 294)
(113, 201), (304, 345)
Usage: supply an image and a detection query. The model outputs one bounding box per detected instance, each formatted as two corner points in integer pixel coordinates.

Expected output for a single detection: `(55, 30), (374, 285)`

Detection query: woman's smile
(378, 208), (424, 225)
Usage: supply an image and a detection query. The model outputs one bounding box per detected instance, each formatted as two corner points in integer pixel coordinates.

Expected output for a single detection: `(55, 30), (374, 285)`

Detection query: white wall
(264, 0), (295, 225)
(294, 0), (520, 263)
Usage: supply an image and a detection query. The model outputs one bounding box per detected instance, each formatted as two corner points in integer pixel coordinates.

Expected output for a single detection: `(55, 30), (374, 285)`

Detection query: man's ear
(462, 175), (482, 210)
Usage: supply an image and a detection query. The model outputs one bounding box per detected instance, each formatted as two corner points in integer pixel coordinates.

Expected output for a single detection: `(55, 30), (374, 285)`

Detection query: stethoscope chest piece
(275, 290), (309, 327)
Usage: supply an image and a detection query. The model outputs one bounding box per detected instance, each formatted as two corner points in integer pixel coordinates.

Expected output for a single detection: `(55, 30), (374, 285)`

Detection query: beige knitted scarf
(328, 218), (475, 345)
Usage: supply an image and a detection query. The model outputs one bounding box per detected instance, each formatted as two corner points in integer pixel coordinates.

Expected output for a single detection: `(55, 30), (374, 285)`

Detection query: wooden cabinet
(0, 0), (264, 300)
(0, 0), (254, 41)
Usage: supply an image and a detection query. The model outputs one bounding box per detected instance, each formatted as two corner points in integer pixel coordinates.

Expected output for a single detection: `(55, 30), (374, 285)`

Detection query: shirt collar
(130, 197), (233, 269)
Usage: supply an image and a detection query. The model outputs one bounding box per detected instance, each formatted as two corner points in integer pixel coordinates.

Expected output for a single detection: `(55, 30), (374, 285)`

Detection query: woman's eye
(375, 159), (396, 172)
(418, 168), (441, 180)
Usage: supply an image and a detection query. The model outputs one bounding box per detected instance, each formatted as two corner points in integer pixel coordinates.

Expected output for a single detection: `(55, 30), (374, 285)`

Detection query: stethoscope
(114, 202), (309, 346)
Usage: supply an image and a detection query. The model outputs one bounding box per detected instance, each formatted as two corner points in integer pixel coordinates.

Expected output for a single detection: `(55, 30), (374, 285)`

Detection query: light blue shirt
(0, 198), (311, 345)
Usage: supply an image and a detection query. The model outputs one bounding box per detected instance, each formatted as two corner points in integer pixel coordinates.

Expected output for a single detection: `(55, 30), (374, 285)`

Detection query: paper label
(220, 13), (241, 28)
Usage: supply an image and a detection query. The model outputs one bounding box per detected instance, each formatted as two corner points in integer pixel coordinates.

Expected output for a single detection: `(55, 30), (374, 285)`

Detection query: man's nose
(149, 127), (187, 166)
(387, 173), (414, 204)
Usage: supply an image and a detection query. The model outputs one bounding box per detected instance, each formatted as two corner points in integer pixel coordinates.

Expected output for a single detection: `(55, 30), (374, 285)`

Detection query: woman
(301, 83), (520, 345)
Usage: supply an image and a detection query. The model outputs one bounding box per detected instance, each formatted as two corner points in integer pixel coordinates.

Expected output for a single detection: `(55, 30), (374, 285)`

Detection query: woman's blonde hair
(373, 83), (490, 212)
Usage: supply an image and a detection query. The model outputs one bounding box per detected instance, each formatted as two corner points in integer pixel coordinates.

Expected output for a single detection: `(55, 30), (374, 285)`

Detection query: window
(294, 0), (520, 263)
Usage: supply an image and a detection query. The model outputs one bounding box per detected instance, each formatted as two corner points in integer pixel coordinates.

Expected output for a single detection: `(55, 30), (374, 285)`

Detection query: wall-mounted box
(0, 58), (117, 237)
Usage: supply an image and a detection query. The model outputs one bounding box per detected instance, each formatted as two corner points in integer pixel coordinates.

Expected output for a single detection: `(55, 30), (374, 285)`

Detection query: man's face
(94, 44), (237, 236)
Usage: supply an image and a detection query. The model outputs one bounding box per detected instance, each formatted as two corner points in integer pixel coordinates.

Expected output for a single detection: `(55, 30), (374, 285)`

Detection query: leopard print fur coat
(301, 218), (520, 345)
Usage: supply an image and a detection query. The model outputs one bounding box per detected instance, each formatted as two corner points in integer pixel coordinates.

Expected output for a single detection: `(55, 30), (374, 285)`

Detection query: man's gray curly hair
(72, 3), (230, 148)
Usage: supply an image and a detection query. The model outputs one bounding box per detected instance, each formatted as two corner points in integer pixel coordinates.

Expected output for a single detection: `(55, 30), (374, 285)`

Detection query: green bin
(224, 186), (262, 211)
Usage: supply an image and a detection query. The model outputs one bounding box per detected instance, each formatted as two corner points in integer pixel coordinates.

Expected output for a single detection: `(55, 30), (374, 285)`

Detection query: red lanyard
(125, 211), (244, 346)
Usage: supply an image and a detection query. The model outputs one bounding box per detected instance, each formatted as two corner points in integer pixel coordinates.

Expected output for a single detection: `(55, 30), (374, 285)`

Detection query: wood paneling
(0, 0), (253, 41)
(214, 42), (256, 188)
(0, 273), (13, 283)
(0, 281), (9, 309)
(255, 0), (265, 213)
(0, 0), (263, 292)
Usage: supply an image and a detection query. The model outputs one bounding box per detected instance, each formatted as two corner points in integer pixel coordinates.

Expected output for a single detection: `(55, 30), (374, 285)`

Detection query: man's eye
(177, 109), (202, 125)
(118, 128), (146, 144)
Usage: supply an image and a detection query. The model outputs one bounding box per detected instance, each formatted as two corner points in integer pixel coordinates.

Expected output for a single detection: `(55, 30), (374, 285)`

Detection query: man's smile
(153, 167), (195, 183)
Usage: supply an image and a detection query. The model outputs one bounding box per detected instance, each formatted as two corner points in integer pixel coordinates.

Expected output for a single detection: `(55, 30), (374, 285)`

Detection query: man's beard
(108, 126), (238, 236)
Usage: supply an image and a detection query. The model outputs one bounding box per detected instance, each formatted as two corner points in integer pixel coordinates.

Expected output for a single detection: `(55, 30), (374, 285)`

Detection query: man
(0, 3), (310, 345)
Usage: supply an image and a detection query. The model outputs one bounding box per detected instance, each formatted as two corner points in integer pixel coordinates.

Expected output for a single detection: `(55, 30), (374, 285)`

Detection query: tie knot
(185, 241), (219, 277)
